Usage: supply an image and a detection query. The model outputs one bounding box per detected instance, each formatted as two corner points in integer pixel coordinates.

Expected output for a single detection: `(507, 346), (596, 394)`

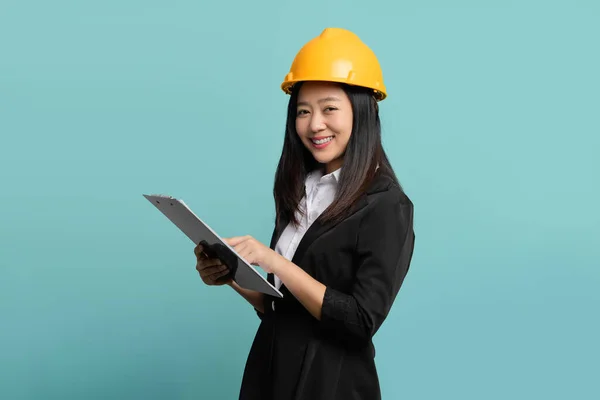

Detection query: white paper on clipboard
(143, 194), (283, 298)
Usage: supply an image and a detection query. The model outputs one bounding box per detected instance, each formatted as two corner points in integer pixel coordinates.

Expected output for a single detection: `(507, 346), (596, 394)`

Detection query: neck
(325, 160), (343, 175)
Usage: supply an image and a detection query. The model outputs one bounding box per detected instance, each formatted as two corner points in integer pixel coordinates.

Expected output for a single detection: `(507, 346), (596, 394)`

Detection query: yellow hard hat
(281, 27), (387, 101)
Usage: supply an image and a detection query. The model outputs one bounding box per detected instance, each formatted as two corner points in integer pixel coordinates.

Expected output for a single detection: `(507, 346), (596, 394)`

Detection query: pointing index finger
(224, 236), (250, 247)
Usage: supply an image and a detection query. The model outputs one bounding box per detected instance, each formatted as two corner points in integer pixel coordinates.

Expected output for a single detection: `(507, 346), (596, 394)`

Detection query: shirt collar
(305, 167), (341, 192)
(313, 167), (342, 182)
(330, 167), (342, 182)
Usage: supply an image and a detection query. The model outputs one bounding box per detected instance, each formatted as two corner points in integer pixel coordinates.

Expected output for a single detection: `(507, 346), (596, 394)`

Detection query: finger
(224, 235), (252, 247)
(196, 258), (222, 271)
(208, 268), (230, 282)
(196, 261), (227, 275)
(237, 247), (254, 265)
(199, 263), (228, 278)
(204, 264), (228, 278)
(197, 257), (222, 267)
(233, 241), (248, 255)
(195, 245), (208, 260)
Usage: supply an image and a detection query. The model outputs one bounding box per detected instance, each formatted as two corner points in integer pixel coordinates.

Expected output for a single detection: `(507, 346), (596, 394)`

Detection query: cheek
(333, 115), (353, 138)
(295, 119), (308, 138)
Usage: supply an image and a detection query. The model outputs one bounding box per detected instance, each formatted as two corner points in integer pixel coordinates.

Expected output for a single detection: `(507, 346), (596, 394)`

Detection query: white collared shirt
(273, 167), (341, 289)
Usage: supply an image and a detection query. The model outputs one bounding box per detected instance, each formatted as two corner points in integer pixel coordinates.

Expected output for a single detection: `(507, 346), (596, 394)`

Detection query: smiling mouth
(309, 136), (334, 150)
(311, 136), (334, 145)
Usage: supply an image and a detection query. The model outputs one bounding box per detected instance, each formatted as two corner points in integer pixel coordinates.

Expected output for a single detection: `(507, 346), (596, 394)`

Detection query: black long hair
(273, 81), (401, 228)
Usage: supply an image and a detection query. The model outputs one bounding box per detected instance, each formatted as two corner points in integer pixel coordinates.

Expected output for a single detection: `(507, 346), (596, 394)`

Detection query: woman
(194, 27), (415, 400)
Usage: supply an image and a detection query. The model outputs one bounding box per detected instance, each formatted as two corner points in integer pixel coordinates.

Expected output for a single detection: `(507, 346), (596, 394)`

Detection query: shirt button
(272, 301), (275, 311)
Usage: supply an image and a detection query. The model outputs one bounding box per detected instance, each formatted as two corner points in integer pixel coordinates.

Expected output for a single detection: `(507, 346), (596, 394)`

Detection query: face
(295, 81), (353, 174)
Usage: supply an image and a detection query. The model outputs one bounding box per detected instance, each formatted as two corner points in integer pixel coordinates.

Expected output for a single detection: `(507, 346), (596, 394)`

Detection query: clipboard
(143, 194), (283, 298)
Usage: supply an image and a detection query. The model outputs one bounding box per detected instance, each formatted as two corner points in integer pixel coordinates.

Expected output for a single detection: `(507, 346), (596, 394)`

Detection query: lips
(311, 136), (333, 144)
(310, 136), (334, 148)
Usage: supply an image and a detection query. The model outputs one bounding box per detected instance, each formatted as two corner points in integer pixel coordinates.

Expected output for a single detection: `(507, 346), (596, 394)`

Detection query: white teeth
(312, 136), (333, 144)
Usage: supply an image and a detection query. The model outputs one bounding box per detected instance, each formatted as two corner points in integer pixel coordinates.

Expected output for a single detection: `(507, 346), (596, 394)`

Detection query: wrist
(267, 251), (284, 275)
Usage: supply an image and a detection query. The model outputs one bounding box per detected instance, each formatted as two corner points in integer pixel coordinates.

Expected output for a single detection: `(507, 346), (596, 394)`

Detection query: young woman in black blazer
(195, 27), (415, 400)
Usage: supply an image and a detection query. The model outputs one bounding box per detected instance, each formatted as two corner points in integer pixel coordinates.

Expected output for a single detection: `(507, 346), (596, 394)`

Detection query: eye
(297, 109), (309, 116)
(324, 106), (337, 112)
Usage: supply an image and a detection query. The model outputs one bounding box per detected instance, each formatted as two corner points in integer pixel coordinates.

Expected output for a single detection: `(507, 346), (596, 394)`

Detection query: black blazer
(238, 171), (415, 400)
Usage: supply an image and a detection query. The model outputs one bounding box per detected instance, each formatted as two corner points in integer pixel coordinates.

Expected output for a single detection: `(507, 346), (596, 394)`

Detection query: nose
(309, 112), (326, 133)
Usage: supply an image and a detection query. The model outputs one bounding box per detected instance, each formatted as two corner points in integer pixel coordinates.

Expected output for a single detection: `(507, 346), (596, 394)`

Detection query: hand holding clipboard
(143, 194), (283, 298)
(194, 239), (238, 286)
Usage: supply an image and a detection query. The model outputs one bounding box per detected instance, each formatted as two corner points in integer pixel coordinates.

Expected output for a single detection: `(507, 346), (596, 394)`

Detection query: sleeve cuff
(321, 286), (350, 325)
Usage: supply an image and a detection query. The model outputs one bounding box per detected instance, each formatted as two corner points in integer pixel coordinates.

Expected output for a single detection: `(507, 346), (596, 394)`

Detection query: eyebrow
(297, 96), (341, 107)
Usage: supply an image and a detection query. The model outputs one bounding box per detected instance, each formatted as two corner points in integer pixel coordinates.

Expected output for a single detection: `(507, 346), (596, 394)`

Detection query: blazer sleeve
(254, 273), (275, 320)
(255, 306), (264, 320)
(320, 190), (415, 346)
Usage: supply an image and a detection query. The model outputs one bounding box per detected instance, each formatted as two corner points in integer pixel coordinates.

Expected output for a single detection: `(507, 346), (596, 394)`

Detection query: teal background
(1, 0), (598, 398)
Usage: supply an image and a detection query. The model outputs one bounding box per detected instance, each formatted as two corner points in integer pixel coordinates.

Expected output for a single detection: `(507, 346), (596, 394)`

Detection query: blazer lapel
(290, 170), (393, 266)
(269, 215), (289, 250)
(290, 193), (368, 266)
(267, 216), (289, 285)
(271, 170), (394, 284)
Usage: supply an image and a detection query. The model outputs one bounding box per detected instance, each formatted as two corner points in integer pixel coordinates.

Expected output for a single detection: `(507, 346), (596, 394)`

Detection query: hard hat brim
(281, 79), (386, 101)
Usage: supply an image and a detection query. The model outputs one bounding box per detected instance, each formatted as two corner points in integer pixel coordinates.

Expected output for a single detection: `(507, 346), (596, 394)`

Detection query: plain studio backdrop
(1, 1), (598, 399)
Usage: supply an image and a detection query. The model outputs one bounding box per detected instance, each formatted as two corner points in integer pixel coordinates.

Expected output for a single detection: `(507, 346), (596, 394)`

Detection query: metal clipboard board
(143, 194), (283, 298)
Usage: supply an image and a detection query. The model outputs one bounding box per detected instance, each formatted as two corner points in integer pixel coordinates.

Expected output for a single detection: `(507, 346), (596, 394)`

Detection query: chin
(310, 152), (334, 164)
